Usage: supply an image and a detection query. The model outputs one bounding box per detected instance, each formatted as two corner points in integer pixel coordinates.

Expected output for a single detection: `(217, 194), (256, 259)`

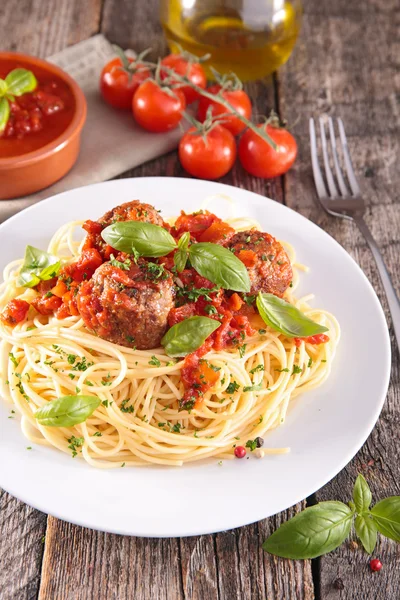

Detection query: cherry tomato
(100, 57), (151, 110)
(197, 85), (252, 136)
(132, 80), (186, 133)
(161, 54), (207, 104)
(179, 125), (236, 180)
(239, 124), (297, 178)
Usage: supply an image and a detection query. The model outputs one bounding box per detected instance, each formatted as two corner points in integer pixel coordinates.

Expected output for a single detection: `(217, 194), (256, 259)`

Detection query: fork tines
(310, 117), (361, 200)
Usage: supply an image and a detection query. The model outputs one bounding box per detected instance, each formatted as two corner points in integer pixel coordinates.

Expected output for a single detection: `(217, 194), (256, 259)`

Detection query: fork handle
(354, 215), (400, 351)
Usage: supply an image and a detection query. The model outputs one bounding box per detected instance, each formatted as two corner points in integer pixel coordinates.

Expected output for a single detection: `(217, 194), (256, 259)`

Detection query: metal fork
(310, 116), (400, 350)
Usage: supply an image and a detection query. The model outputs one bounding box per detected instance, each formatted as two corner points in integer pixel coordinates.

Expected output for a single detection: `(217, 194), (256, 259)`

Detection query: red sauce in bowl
(0, 59), (75, 158)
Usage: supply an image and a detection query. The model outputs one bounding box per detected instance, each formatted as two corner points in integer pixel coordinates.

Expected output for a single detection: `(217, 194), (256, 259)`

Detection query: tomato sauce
(0, 59), (75, 158)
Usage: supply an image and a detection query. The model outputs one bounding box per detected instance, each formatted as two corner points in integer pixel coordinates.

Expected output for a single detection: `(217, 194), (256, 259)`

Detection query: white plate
(0, 178), (391, 537)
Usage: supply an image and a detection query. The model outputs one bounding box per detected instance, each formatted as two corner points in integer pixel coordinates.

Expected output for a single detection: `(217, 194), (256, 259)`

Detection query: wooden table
(1, 1), (399, 598)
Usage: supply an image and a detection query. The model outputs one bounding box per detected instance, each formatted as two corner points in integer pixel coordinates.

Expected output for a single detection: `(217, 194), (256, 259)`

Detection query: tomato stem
(160, 66), (278, 151)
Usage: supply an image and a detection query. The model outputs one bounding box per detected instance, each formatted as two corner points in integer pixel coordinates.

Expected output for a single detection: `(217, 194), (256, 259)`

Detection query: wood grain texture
(0, 0), (102, 57)
(279, 0), (400, 597)
(0, 489), (47, 600)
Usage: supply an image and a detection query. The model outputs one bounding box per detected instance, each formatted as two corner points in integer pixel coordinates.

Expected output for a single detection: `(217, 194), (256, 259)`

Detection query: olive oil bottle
(160, 0), (302, 81)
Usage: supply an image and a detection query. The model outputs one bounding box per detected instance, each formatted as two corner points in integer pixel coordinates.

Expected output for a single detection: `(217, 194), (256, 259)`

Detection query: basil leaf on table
(101, 221), (177, 257)
(5, 68), (38, 96)
(353, 473), (372, 513)
(188, 243), (251, 293)
(355, 514), (378, 554)
(370, 496), (400, 542)
(256, 292), (329, 338)
(262, 501), (354, 559)
(174, 232), (190, 273)
(0, 97), (10, 133)
(161, 316), (221, 357)
(18, 245), (61, 288)
(35, 395), (100, 427)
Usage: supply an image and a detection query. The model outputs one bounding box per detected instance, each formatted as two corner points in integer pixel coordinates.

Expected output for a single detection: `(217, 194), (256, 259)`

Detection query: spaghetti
(0, 205), (339, 467)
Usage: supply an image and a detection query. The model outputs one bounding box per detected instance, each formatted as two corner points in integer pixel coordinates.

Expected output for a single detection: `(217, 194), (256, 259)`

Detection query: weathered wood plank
(279, 0), (400, 597)
(0, 490), (47, 600)
(0, 2), (102, 599)
(1, 0), (102, 57)
(39, 518), (184, 600)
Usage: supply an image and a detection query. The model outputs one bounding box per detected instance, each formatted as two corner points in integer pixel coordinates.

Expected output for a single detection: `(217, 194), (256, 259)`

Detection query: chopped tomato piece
(198, 221), (235, 243)
(180, 341), (218, 409)
(294, 333), (330, 347)
(31, 294), (62, 315)
(1, 299), (30, 326)
(61, 248), (103, 283)
(82, 219), (103, 235)
(51, 280), (68, 298)
(168, 303), (197, 326)
(174, 210), (220, 240)
(37, 278), (57, 294)
(237, 249), (257, 268)
(227, 292), (244, 311)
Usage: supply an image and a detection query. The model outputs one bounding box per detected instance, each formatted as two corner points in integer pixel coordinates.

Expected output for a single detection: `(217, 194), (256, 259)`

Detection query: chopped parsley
(258, 329), (267, 335)
(243, 294), (256, 306)
(146, 262), (167, 280)
(120, 399), (135, 413)
(239, 344), (247, 358)
(275, 368), (290, 373)
(292, 365), (303, 375)
(176, 285), (219, 303)
(226, 381), (240, 394)
(171, 423), (182, 433)
(72, 357), (94, 372)
(67, 435), (84, 458)
(110, 254), (131, 270)
(9, 353), (19, 367)
(243, 383), (263, 392)
(93, 431), (102, 437)
(307, 357), (313, 368)
(67, 354), (77, 364)
(121, 462), (126, 468)
(149, 355), (161, 367)
(250, 364), (265, 374)
(204, 304), (218, 315)
(245, 439), (258, 452)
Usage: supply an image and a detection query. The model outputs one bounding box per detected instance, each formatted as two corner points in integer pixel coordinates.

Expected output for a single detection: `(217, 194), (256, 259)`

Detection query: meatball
(82, 200), (165, 258)
(226, 230), (292, 297)
(76, 257), (175, 350)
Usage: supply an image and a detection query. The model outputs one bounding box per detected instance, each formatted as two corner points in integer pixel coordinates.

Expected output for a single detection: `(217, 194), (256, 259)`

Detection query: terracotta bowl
(0, 52), (87, 200)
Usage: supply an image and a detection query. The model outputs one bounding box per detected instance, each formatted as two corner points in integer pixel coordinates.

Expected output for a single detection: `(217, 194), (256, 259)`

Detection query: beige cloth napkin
(0, 34), (183, 223)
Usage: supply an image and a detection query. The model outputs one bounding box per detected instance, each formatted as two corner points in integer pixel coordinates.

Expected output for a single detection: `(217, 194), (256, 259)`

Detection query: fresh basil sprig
(102, 221), (177, 257)
(18, 245), (61, 288)
(263, 474), (400, 559)
(174, 232), (190, 273)
(188, 243), (251, 293)
(256, 292), (329, 338)
(102, 221), (250, 292)
(161, 316), (221, 357)
(35, 395), (100, 427)
(0, 68), (37, 132)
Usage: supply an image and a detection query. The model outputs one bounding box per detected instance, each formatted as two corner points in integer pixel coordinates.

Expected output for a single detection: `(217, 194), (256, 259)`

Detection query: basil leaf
(5, 68), (38, 96)
(35, 395), (100, 427)
(101, 221), (177, 258)
(262, 501), (353, 559)
(18, 245), (61, 288)
(161, 316), (221, 357)
(256, 292), (329, 338)
(188, 243), (251, 293)
(174, 232), (190, 273)
(370, 497), (400, 542)
(355, 514), (378, 554)
(0, 97), (10, 133)
(353, 474), (372, 513)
